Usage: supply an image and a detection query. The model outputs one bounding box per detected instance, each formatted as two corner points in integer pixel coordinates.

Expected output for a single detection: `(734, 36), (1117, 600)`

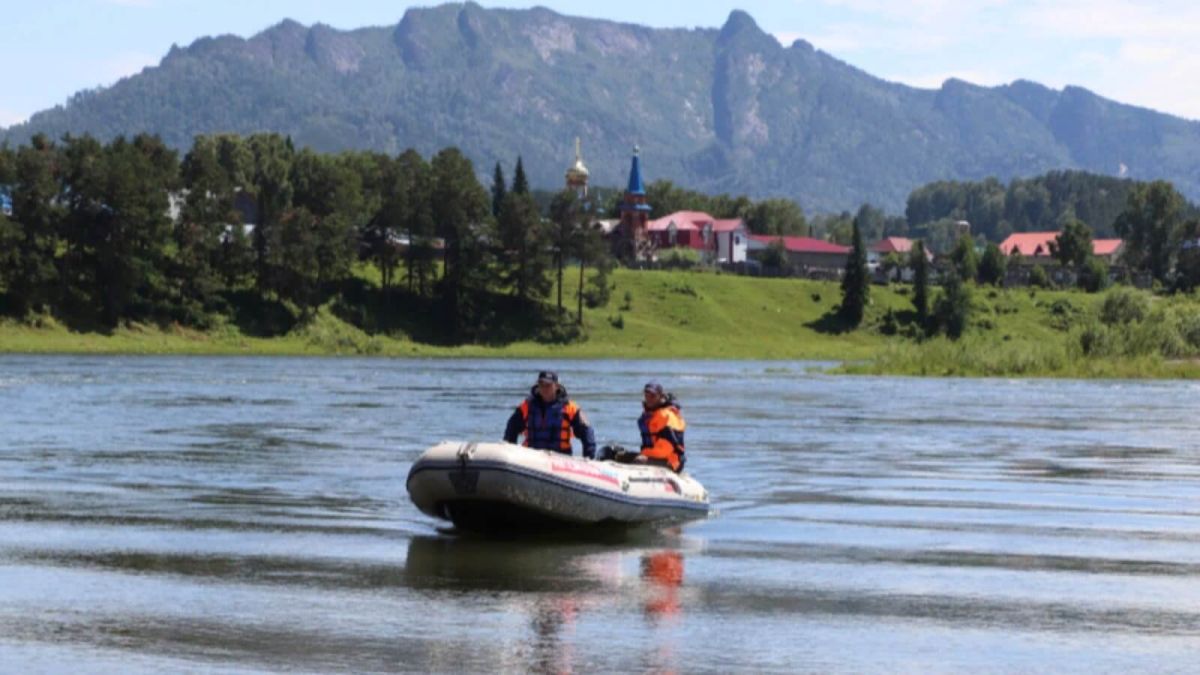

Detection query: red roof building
(871, 237), (917, 254)
(999, 231), (1125, 263)
(647, 210), (748, 262)
(748, 235), (850, 271)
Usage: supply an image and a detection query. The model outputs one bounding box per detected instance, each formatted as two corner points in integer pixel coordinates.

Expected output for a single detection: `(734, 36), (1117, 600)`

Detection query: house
(999, 231), (1124, 264)
(646, 210), (748, 263)
(748, 235), (850, 273)
(868, 236), (932, 266)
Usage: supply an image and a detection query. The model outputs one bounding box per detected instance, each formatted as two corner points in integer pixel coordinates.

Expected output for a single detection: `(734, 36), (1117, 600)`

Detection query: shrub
(1178, 307), (1200, 350)
(880, 309), (898, 336)
(933, 272), (972, 339)
(1078, 321), (1114, 357)
(658, 248), (701, 269)
(1100, 287), (1150, 325)
(1029, 265), (1052, 289)
(1078, 256), (1110, 293)
(1048, 298), (1079, 331)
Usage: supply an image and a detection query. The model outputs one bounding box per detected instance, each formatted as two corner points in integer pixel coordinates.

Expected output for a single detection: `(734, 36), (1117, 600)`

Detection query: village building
(612, 146), (653, 261)
(748, 235), (850, 275)
(867, 236), (932, 265)
(646, 210), (748, 263)
(564, 137), (589, 199)
(999, 231), (1125, 265)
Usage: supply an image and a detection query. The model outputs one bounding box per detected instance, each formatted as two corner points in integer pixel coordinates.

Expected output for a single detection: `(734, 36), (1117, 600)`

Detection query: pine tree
(912, 240), (930, 327)
(512, 156), (529, 195)
(491, 161), (506, 218)
(838, 220), (868, 327)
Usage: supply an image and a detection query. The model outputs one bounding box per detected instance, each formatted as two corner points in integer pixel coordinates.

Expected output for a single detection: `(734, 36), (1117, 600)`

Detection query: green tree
(289, 150), (361, 304)
(744, 198), (807, 236)
(497, 190), (551, 305)
(760, 239), (788, 271)
(1114, 180), (1185, 283)
(2, 135), (63, 317)
(977, 242), (1007, 286)
(853, 203), (888, 243)
(431, 147), (493, 337)
(1175, 219), (1200, 293)
(265, 207), (321, 310)
(395, 150), (436, 295)
(1029, 264), (1051, 288)
(950, 235), (978, 281)
(1051, 218), (1093, 268)
(911, 240), (930, 326)
(1078, 256), (1110, 293)
(576, 220), (613, 323)
(247, 134), (295, 292)
(491, 161), (507, 218)
(548, 189), (585, 312)
(817, 211), (854, 245)
(178, 134), (253, 320)
(934, 270), (972, 339)
(838, 220), (868, 327)
(61, 134), (180, 326)
(511, 156), (529, 195)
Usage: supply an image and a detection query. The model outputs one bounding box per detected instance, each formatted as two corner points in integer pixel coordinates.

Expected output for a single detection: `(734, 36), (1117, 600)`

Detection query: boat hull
(406, 441), (709, 530)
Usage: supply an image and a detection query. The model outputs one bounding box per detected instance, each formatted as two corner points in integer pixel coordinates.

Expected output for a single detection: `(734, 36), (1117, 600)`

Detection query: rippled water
(2, 355), (1200, 672)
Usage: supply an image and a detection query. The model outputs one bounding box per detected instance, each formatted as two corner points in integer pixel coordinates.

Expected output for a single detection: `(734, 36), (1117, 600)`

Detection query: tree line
(0, 133), (611, 342)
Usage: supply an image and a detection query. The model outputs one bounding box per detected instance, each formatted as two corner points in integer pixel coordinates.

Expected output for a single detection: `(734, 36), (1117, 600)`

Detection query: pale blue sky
(2, 0), (1197, 128)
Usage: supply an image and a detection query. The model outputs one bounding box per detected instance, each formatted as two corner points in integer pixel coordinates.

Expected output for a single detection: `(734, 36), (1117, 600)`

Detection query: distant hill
(4, 3), (1200, 212)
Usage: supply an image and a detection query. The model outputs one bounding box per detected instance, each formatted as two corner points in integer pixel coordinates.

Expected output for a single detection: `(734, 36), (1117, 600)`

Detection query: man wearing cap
(637, 382), (686, 472)
(504, 371), (597, 458)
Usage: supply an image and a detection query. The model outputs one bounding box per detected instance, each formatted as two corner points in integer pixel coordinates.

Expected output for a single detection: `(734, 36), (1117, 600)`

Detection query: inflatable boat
(406, 441), (710, 531)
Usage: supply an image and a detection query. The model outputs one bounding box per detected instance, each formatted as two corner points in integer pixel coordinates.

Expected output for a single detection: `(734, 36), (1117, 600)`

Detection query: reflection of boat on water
(404, 535), (693, 673)
(406, 441), (710, 532)
(403, 534), (622, 593)
(642, 550), (684, 619)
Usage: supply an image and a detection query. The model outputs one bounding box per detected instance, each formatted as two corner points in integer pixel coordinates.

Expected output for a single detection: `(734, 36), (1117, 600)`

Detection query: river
(1, 356), (1199, 672)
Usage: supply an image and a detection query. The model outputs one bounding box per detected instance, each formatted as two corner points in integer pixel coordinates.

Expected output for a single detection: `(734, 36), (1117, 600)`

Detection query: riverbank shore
(4, 269), (1199, 378)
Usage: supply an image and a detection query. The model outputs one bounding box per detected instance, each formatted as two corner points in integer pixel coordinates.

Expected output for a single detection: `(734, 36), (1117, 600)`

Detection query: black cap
(537, 370), (559, 384)
(644, 381), (663, 396)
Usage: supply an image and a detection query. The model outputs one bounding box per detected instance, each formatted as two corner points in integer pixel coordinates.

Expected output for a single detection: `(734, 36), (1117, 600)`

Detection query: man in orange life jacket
(504, 371), (597, 459)
(638, 381), (686, 472)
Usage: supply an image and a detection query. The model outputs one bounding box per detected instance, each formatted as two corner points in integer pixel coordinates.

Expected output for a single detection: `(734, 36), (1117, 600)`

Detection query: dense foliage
(0, 133), (611, 343)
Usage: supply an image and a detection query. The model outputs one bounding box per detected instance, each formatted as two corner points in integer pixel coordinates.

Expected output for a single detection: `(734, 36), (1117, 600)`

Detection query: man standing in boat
(504, 371), (597, 459)
(637, 382), (686, 472)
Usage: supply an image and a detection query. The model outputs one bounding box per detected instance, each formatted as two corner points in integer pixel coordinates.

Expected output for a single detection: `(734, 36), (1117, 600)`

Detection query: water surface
(2, 356), (1199, 672)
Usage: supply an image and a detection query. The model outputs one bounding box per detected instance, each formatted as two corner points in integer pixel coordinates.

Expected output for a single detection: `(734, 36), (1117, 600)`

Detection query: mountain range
(4, 3), (1199, 213)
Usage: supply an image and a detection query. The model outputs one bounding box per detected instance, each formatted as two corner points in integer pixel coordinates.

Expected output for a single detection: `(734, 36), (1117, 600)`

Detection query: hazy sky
(2, 0), (1197, 128)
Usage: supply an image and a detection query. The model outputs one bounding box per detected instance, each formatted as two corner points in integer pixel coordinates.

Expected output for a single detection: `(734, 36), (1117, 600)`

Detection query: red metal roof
(999, 232), (1057, 256)
(871, 237), (916, 254)
(648, 210), (745, 233)
(1000, 231), (1124, 257)
(750, 235), (850, 254)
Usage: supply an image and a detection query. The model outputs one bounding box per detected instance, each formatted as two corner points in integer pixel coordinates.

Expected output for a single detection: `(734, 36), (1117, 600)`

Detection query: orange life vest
(638, 404), (685, 472)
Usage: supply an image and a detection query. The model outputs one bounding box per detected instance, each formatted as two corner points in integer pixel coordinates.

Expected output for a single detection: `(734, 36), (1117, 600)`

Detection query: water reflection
(642, 550), (684, 620)
(404, 534), (694, 673)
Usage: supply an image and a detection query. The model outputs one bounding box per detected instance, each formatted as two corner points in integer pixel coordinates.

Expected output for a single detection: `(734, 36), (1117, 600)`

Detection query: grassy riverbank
(3, 267), (1200, 377)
